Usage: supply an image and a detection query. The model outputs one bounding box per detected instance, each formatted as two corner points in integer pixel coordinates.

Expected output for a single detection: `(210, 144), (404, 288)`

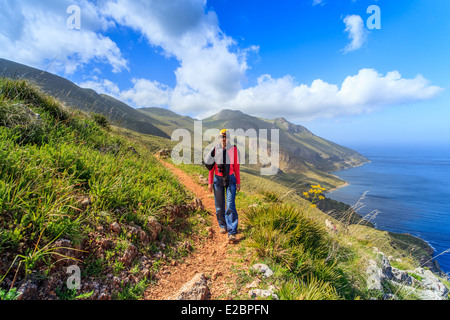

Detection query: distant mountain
(137, 107), (197, 136)
(0, 58), (368, 189)
(0, 58), (169, 138)
(201, 109), (369, 173)
(136, 107), (369, 189)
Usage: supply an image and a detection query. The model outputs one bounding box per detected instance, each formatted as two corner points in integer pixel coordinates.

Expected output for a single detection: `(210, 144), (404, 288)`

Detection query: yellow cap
(220, 129), (227, 136)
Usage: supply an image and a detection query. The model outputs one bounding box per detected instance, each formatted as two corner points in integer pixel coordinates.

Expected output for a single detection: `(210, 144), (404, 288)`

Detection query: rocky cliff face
(272, 117), (311, 135)
(366, 251), (449, 300)
(202, 109), (370, 175)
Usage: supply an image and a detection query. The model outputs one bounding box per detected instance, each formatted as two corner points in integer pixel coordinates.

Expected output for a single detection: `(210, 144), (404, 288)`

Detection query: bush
(0, 78), (69, 121)
(241, 202), (350, 299)
(91, 113), (110, 130)
(0, 78), (192, 298)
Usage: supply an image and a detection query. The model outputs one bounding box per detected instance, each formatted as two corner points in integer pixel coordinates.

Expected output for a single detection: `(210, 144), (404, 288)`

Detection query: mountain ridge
(0, 58), (169, 138)
(0, 57), (368, 189)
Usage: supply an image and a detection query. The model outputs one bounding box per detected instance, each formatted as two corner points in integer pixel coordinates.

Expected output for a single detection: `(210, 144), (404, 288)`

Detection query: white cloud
(222, 68), (443, 122)
(79, 79), (121, 97)
(120, 79), (172, 108)
(100, 0), (252, 114)
(79, 77), (173, 109)
(342, 14), (368, 53)
(2, 1), (442, 125)
(93, 67), (442, 122)
(0, 0), (127, 74)
(85, 1), (442, 122)
(312, 0), (325, 6)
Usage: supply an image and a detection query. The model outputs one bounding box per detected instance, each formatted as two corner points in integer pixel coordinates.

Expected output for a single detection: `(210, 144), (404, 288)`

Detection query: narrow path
(143, 159), (243, 300)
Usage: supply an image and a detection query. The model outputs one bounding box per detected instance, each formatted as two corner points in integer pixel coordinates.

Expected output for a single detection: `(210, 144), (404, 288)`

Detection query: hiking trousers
(213, 173), (238, 235)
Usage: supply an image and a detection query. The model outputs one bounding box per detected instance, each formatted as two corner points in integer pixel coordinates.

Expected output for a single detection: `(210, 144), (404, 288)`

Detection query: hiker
(205, 129), (241, 242)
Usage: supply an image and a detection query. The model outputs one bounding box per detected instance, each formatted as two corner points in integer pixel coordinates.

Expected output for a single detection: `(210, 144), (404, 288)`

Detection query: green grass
(239, 203), (358, 299)
(0, 78), (201, 299)
(1, 78), (447, 301)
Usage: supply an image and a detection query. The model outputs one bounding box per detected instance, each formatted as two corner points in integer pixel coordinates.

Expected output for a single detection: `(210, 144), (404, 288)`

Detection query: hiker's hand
(237, 184), (240, 192)
(208, 184), (213, 193)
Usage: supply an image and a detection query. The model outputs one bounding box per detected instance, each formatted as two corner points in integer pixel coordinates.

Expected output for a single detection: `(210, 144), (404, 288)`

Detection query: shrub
(91, 113), (110, 130)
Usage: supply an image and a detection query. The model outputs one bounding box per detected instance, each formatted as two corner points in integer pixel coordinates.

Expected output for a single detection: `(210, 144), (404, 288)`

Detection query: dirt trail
(143, 159), (243, 300)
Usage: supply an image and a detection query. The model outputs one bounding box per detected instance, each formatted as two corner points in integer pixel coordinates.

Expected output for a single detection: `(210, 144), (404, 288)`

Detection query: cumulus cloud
(100, 0), (252, 113)
(0, 0), (127, 74)
(223, 69), (443, 122)
(120, 79), (173, 108)
(79, 77), (172, 109)
(2, 0), (442, 124)
(88, 2), (442, 122)
(342, 14), (368, 53)
(78, 78), (121, 97)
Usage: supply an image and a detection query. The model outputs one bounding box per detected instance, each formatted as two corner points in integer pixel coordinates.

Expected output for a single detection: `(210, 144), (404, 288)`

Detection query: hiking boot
(220, 227), (227, 234)
(228, 234), (237, 242)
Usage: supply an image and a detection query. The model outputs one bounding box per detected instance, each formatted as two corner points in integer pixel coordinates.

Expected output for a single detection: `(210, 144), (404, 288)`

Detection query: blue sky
(1, 0), (449, 149)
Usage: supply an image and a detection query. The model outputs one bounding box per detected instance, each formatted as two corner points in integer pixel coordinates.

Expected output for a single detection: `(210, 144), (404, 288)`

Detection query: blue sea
(325, 144), (450, 275)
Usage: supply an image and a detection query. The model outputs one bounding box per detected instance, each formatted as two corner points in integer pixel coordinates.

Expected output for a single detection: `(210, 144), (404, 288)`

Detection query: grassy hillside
(0, 78), (206, 300)
(0, 78), (446, 301)
(137, 107), (197, 137)
(0, 58), (169, 139)
(0, 58), (367, 193)
(201, 109), (369, 173)
(172, 160), (448, 300)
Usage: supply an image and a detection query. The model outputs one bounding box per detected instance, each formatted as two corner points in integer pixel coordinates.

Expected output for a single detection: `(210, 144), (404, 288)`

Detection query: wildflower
(310, 204), (317, 208)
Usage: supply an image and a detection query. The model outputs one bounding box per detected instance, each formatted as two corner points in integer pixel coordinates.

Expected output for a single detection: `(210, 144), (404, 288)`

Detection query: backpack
(203, 145), (237, 187)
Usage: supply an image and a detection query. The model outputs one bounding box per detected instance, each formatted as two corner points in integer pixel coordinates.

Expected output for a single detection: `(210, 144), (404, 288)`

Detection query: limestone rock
(155, 149), (170, 158)
(414, 268), (449, 298)
(366, 259), (383, 291)
(252, 264), (274, 278)
(167, 273), (210, 300)
(110, 222), (121, 234)
(248, 285), (279, 300)
(193, 197), (205, 211)
(198, 174), (209, 185)
(147, 216), (162, 242)
(119, 244), (138, 267)
(366, 252), (449, 300)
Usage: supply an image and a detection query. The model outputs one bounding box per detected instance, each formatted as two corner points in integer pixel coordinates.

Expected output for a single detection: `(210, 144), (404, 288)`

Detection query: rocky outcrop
(154, 149), (170, 159)
(252, 264), (274, 278)
(247, 264), (279, 300)
(248, 286), (279, 300)
(366, 252), (449, 300)
(167, 273), (210, 300)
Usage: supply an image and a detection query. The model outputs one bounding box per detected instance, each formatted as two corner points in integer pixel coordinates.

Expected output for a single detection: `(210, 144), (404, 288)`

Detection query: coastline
(326, 181), (349, 194)
(323, 159), (446, 277)
(326, 157), (372, 194)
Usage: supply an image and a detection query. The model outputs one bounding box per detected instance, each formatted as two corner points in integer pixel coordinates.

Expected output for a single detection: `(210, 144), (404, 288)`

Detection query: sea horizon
(325, 143), (450, 275)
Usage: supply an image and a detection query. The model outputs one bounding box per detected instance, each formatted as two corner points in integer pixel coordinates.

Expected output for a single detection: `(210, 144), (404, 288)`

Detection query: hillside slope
(0, 58), (367, 192)
(202, 109), (368, 173)
(0, 78), (200, 300)
(0, 79), (447, 301)
(0, 58), (169, 138)
(137, 107), (369, 191)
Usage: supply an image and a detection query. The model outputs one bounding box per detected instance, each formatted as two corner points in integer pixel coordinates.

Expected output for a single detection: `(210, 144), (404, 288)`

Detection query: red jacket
(208, 145), (241, 185)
